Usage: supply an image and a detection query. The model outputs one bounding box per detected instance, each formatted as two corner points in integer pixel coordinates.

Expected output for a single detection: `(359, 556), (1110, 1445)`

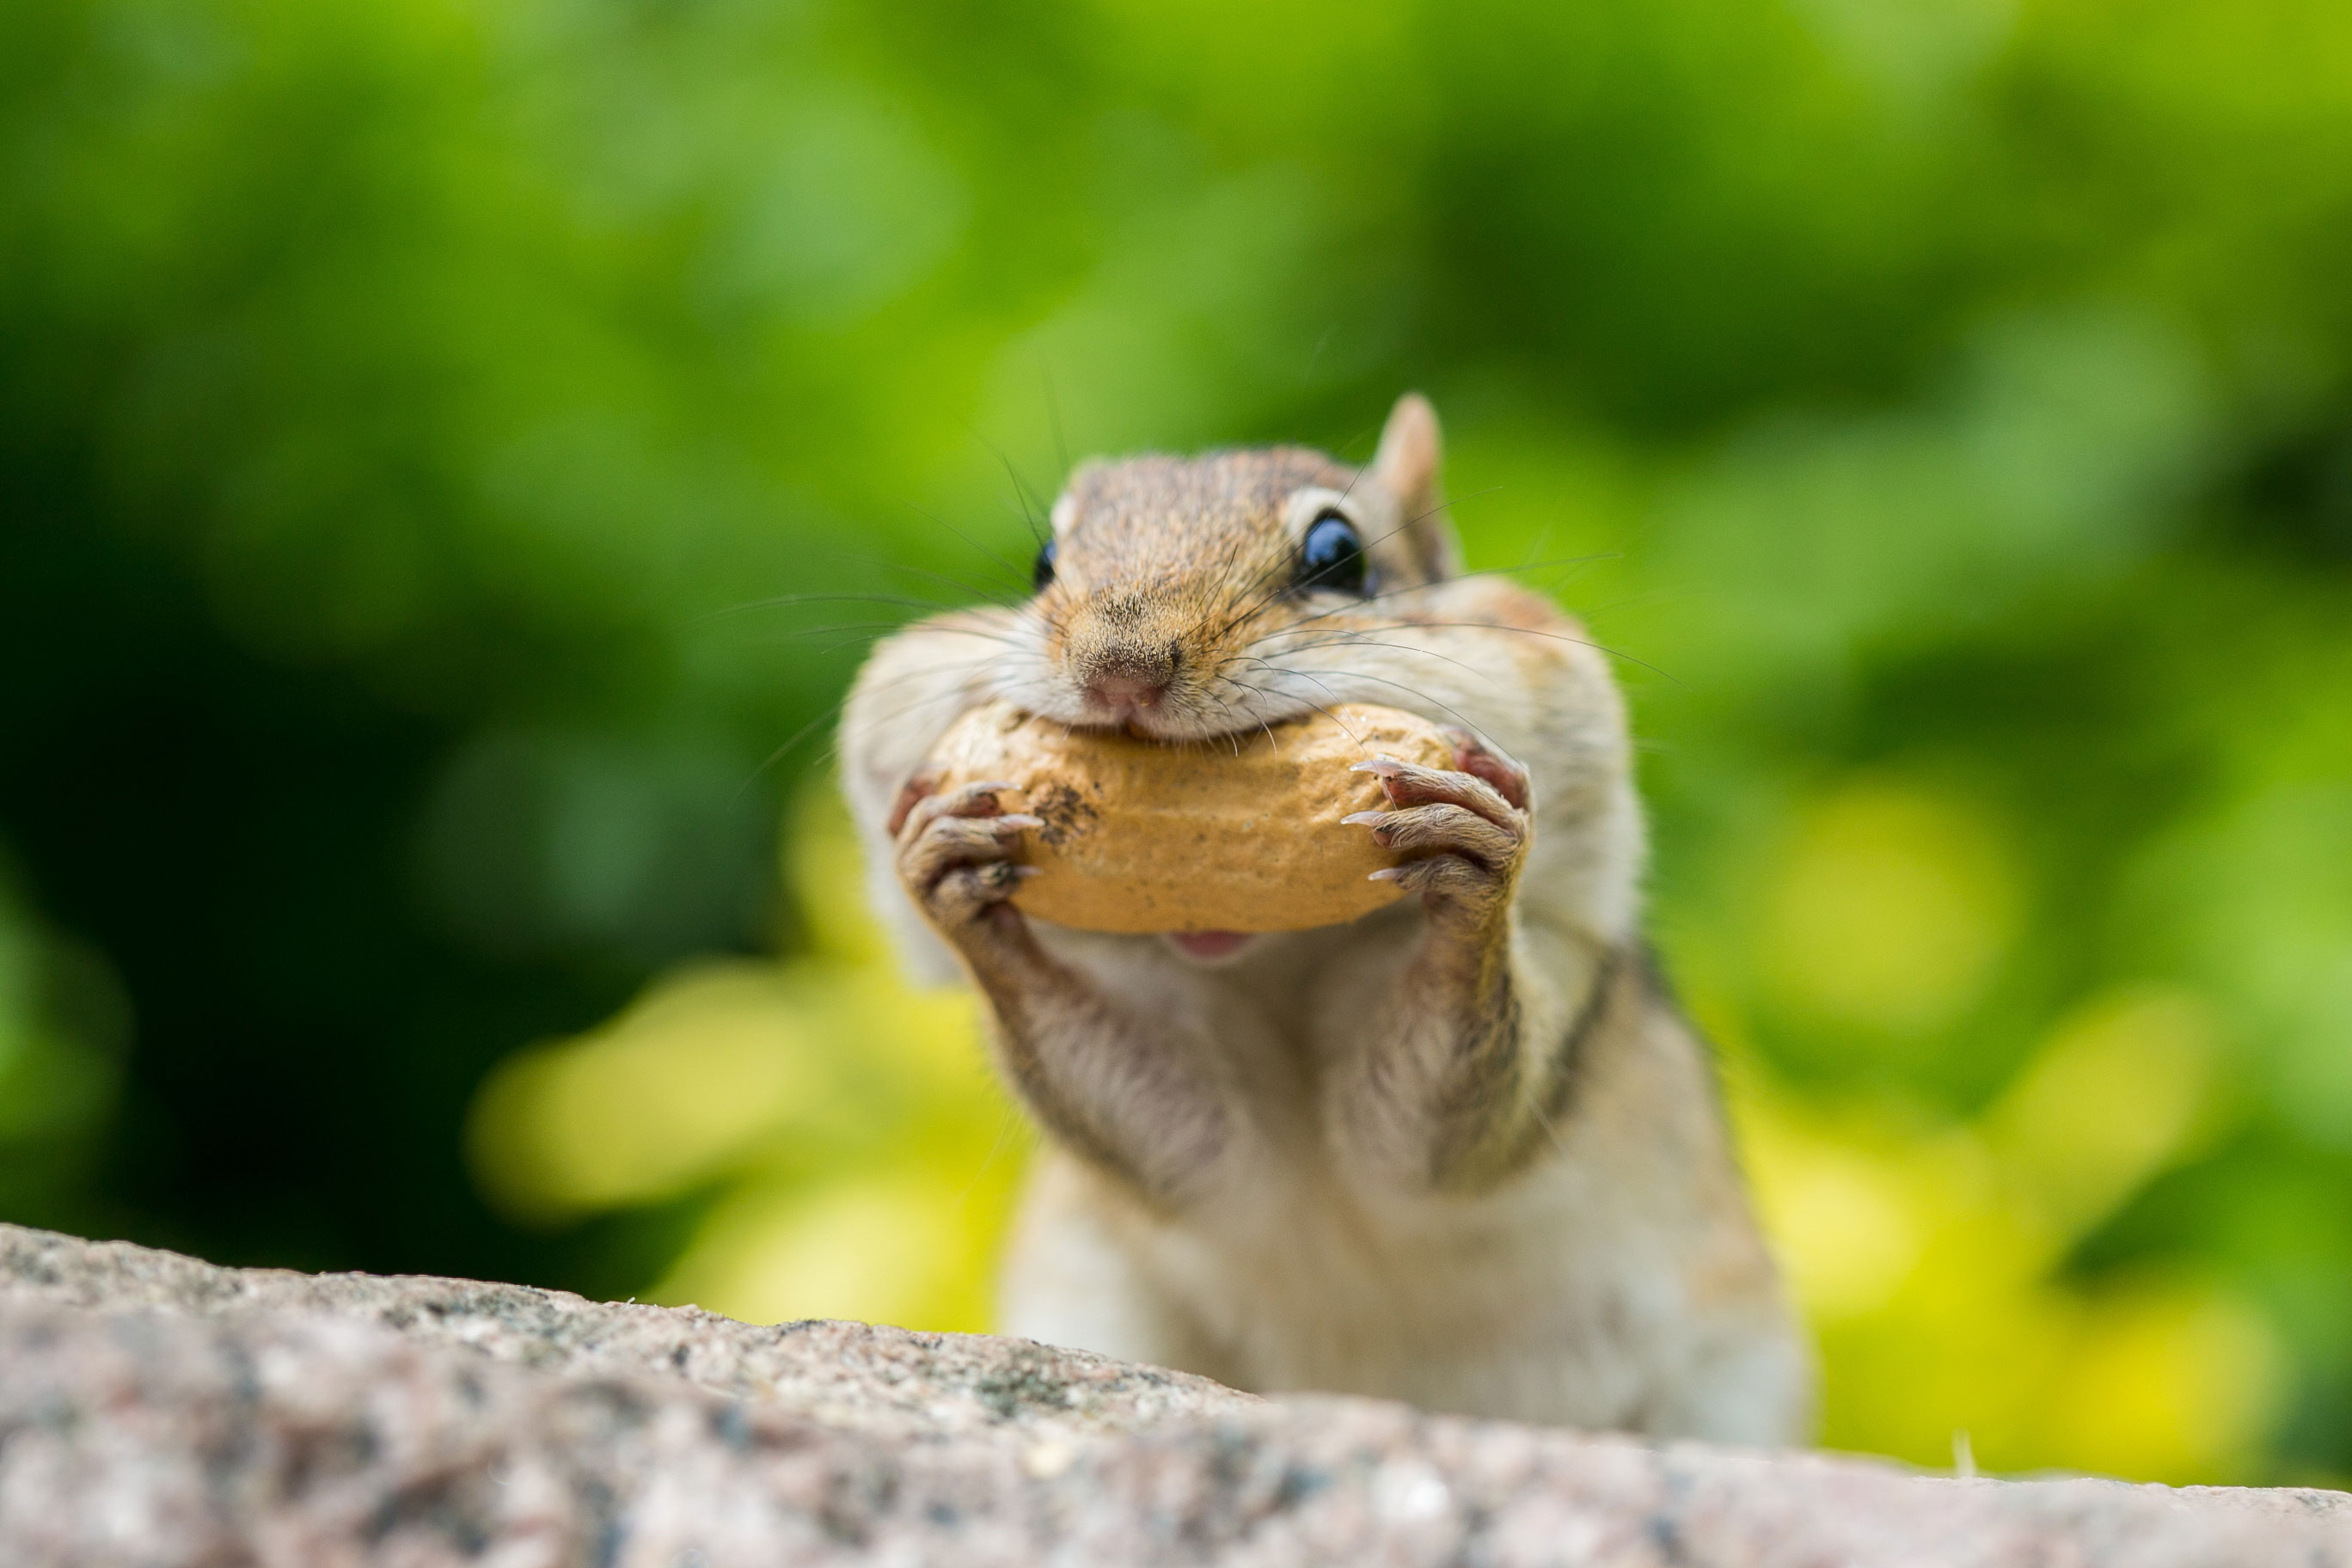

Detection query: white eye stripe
(1283, 485), (1360, 542)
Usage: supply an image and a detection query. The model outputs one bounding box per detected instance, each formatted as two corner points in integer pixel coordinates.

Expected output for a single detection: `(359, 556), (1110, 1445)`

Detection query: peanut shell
(927, 701), (1456, 934)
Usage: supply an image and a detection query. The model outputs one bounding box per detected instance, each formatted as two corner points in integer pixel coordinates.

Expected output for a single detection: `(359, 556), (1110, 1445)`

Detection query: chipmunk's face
(992, 396), (1459, 742)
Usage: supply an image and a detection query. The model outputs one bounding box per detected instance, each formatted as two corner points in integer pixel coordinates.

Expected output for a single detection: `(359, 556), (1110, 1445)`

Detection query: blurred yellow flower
(1734, 981), (2274, 1483)
(1982, 986), (2225, 1240)
(658, 1172), (1002, 1332)
(467, 964), (830, 1222)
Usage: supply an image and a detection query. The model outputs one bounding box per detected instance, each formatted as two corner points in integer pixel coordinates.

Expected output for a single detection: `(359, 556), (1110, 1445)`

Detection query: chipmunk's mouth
(1164, 930), (1258, 963)
(1014, 665), (1315, 746)
(1118, 703), (1314, 745)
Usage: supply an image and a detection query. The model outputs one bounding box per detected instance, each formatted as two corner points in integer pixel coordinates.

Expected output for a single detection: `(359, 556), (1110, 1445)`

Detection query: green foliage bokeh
(3, 0), (2350, 1485)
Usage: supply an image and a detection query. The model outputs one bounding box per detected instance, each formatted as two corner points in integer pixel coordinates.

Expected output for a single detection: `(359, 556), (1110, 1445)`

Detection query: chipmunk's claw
(1349, 742), (1532, 922)
(895, 779), (1038, 928)
(1369, 856), (1501, 901)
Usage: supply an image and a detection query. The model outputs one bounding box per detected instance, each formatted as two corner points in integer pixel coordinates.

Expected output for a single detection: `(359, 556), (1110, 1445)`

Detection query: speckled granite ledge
(0, 1223), (2342, 1566)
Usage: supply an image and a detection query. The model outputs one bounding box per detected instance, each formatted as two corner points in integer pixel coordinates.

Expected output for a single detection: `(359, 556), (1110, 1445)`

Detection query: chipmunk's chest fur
(990, 915), (1806, 1440)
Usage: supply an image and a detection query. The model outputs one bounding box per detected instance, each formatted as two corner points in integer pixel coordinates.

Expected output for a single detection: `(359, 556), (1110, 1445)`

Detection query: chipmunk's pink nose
(1087, 670), (1167, 710)
(1081, 643), (1179, 714)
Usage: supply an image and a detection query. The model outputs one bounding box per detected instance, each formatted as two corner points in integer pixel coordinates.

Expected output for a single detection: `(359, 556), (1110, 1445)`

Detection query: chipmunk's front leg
(891, 775), (1233, 1206)
(1330, 733), (1595, 1194)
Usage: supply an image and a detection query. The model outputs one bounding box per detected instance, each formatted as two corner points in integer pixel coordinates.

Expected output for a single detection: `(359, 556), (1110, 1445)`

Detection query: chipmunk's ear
(1370, 392), (1459, 580)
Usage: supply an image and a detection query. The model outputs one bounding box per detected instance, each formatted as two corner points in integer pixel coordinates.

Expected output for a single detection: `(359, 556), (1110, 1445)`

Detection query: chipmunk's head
(1000, 394), (1460, 741)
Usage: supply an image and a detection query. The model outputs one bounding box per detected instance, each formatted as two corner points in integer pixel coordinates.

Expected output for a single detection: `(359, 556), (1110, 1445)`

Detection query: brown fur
(838, 395), (1810, 1441)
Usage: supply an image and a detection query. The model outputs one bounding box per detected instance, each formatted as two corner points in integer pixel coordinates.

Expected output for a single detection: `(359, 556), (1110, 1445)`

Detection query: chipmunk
(838, 395), (1810, 1442)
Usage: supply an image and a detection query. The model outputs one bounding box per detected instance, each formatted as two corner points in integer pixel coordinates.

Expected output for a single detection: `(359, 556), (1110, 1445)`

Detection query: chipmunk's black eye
(1032, 536), (1057, 592)
(1296, 511), (1368, 596)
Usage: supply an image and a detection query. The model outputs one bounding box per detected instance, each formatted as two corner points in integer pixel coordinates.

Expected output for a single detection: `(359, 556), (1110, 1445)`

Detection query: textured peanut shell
(928, 701), (1456, 934)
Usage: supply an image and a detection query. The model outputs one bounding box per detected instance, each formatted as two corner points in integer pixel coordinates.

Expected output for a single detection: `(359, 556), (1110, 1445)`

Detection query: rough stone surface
(0, 1222), (1240, 1442)
(1, 1223), (2345, 1566)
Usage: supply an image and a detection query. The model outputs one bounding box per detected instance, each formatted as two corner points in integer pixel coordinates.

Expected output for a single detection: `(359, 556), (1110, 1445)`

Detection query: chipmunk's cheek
(1165, 930), (1258, 963)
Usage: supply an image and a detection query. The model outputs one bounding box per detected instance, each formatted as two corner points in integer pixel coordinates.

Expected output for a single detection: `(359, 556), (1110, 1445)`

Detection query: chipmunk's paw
(892, 772), (1041, 931)
(1343, 732), (1531, 922)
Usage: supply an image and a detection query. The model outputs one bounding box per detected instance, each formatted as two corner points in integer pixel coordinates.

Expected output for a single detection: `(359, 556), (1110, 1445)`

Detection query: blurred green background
(6, 0), (2351, 1489)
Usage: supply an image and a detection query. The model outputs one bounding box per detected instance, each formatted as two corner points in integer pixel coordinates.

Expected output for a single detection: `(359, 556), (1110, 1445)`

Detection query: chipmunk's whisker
(1366, 620), (1683, 687)
(1198, 675), (1297, 750)
(844, 552), (1026, 611)
(1253, 608), (1679, 688)
(700, 591), (986, 622)
(965, 425), (1054, 548)
(897, 499), (1040, 597)
(757, 658), (1012, 793)
(1242, 632), (1500, 688)
(1237, 658), (1488, 737)
(763, 622), (1026, 649)
(1213, 674), (1370, 746)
